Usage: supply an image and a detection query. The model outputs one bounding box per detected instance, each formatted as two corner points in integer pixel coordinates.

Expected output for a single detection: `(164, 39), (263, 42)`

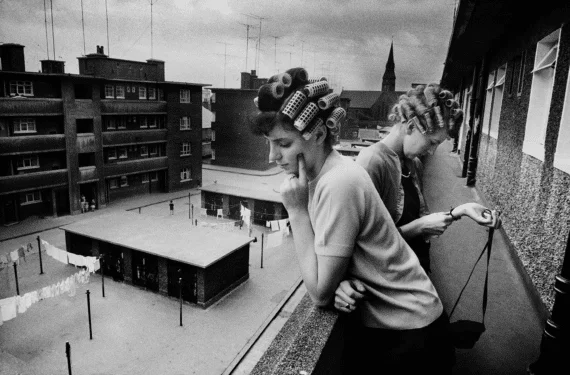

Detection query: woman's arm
(398, 212), (453, 239)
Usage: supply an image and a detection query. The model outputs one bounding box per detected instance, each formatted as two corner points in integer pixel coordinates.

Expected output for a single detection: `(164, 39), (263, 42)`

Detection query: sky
(0, 0), (457, 91)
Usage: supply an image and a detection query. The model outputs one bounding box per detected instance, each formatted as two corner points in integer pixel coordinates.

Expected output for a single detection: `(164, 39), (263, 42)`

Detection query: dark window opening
(74, 84), (92, 99)
(76, 119), (94, 133)
(78, 153), (96, 168)
(517, 50), (526, 95)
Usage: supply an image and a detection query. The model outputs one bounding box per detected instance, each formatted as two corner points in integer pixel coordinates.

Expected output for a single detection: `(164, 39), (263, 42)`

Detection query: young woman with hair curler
(250, 69), (460, 374)
(333, 84), (501, 337)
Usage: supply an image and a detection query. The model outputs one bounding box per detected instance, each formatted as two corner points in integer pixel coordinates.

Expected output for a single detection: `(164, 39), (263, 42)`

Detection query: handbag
(448, 227), (495, 349)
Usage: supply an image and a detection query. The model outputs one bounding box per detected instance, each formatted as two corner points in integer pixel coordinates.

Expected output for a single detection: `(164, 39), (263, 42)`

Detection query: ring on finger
(344, 303), (350, 309)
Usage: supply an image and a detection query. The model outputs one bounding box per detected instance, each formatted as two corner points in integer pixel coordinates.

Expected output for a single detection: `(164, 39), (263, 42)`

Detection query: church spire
(382, 41), (396, 92)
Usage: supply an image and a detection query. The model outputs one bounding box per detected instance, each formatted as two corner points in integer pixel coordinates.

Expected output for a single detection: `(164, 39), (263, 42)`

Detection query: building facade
(0, 44), (207, 225)
(441, 2), (570, 372)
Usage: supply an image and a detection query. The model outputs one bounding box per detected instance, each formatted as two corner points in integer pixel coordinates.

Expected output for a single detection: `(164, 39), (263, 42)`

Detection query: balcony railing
(77, 134), (96, 153)
(78, 166), (98, 182)
(0, 134), (66, 155)
(0, 98), (63, 116)
(103, 156), (168, 177)
(102, 129), (167, 146)
(100, 100), (167, 114)
(0, 169), (68, 194)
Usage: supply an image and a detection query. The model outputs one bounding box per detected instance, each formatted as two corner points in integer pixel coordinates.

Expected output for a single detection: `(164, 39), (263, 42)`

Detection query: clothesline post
(86, 290), (93, 340)
(37, 235), (44, 275)
(139, 207), (141, 214)
(261, 233), (264, 269)
(65, 341), (72, 375)
(13, 262), (20, 295)
(179, 276), (183, 327)
(191, 204), (194, 223)
(188, 194), (191, 220)
(100, 256), (105, 298)
(195, 219), (197, 226)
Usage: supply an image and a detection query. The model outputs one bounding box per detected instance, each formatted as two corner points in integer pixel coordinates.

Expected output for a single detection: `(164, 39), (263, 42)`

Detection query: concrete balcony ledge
(102, 129), (167, 146)
(0, 97), (63, 116)
(0, 134), (66, 155)
(100, 100), (167, 114)
(251, 293), (344, 375)
(0, 169), (68, 194)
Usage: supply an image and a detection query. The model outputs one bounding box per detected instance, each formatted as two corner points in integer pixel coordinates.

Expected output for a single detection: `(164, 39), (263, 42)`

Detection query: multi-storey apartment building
(0, 43), (207, 225)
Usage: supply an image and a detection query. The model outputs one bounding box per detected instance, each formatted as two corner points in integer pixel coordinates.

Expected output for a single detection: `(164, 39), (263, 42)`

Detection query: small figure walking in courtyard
(169, 200), (174, 215)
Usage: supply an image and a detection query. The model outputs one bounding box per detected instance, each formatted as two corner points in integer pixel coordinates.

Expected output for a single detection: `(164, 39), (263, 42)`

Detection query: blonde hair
(389, 84), (464, 138)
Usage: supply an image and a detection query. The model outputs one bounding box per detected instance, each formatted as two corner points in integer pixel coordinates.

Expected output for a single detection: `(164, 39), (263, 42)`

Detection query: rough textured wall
(475, 25), (570, 310)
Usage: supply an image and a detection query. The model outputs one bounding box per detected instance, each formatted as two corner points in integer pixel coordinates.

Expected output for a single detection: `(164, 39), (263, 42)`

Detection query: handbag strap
(448, 227), (494, 322)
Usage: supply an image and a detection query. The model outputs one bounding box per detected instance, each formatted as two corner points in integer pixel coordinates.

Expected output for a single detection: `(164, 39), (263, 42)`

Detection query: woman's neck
(381, 126), (405, 160)
(307, 147), (333, 181)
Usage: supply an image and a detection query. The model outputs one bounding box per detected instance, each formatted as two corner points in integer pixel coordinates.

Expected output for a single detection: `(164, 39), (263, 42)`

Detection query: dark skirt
(341, 312), (456, 375)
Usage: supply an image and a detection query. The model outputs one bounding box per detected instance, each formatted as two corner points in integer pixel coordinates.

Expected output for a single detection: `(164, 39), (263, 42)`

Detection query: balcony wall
(0, 135), (66, 155)
(102, 129), (167, 146)
(0, 169), (68, 194)
(103, 156), (168, 177)
(78, 166), (97, 183)
(0, 98), (63, 116)
(100, 100), (167, 114)
(76, 134), (96, 153)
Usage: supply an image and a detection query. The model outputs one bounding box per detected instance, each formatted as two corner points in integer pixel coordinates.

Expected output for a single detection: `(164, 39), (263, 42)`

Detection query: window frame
(149, 145), (158, 157)
(22, 191), (42, 205)
(139, 86), (147, 99)
(17, 155), (40, 170)
(105, 85), (114, 99)
(107, 148), (117, 160)
(116, 86), (125, 99)
(180, 89), (191, 103)
(180, 142), (191, 156)
(109, 178), (119, 189)
(140, 145), (148, 157)
(149, 116), (157, 128)
(10, 80), (34, 96)
(180, 167), (191, 181)
(180, 116), (191, 130)
(120, 176), (128, 187)
(142, 173), (150, 183)
(13, 118), (37, 134)
(148, 87), (156, 100)
(118, 147), (128, 159)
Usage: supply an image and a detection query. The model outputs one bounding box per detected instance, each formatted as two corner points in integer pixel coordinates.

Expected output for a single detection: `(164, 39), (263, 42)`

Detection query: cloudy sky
(0, 0), (457, 91)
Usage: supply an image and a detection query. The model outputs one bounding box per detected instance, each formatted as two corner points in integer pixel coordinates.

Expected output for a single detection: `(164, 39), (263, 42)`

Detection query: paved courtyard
(0, 167), (301, 375)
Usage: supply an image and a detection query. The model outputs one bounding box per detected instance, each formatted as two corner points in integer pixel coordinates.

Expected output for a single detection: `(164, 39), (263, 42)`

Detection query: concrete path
(424, 140), (545, 374)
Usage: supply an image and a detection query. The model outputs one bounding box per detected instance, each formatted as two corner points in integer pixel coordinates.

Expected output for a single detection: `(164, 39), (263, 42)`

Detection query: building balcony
(0, 134), (66, 155)
(0, 98), (63, 116)
(102, 129), (167, 146)
(78, 166), (98, 183)
(100, 100), (167, 114)
(76, 134), (97, 153)
(103, 156), (168, 177)
(0, 169), (68, 194)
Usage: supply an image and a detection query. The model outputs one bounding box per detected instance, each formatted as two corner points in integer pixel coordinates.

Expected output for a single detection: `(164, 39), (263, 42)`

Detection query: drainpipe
(466, 55), (488, 186)
(528, 230), (570, 374)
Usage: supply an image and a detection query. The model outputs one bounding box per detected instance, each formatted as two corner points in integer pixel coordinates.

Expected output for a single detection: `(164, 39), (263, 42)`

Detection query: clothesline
(201, 202), (287, 218)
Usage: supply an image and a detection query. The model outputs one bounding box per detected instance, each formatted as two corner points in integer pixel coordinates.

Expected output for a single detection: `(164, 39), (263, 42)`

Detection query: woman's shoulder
(356, 142), (398, 169)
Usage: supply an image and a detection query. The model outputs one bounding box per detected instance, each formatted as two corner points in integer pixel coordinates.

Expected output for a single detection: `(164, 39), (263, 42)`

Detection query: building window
(117, 118), (126, 129)
(518, 50), (526, 96)
(181, 142), (191, 156)
(150, 171), (158, 181)
(105, 85), (114, 98)
(120, 176), (128, 187)
(180, 89), (191, 103)
(211, 130), (216, 141)
(523, 29), (560, 161)
(17, 155), (40, 170)
(108, 148), (117, 160)
(211, 111), (216, 122)
(118, 147), (128, 159)
(149, 145), (158, 156)
(10, 81), (33, 96)
(109, 179), (118, 189)
(142, 173), (149, 183)
(180, 167), (191, 181)
(489, 65), (506, 139)
(127, 86), (131, 93)
(554, 61), (570, 174)
(180, 116), (191, 130)
(13, 118), (37, 134)
(116, 86), (125, 99)
(106, 118), (116, 130)
(140, 145), (148, 157)
(22, 191), (42, 205)
(139, 116), (148, 129)
(139, 86), (147, 99)
(149, 116), (157, 128)
(148, 87), (156, 100)
(211, 93), (216, 103)
(211, 149), (216, 160)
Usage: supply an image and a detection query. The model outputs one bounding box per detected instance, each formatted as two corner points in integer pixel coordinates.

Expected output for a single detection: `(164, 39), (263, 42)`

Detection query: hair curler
(281, 90), (308, 120)
(433, 106), (445, 128)
(410, 116), (426, 134)
(268, 72), (293, 88)
(423, 110), (435, 132)
(326, 107), (346, 129)
(302, 118), (324, 140)
(318, 93), (340, 110)
(285, 67), (309, 87)
(303, 81), (329, 98)
(294, 102), (320, 131)
(257, 83), (285, 111)
(308, 76), (327, 84)
(424, 85), (438, 107)
(253, 97), (259, 108)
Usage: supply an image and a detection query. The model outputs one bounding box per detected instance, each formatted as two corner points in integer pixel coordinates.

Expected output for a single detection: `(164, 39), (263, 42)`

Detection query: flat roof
(60, 211), (254, 268)
(201, 183), (282, 203)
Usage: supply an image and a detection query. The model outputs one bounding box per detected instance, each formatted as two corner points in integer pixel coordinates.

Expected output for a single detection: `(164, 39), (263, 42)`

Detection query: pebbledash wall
(443, 2), (570, 310)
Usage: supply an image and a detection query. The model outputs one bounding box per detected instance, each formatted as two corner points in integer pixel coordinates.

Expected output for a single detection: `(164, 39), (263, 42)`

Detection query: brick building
(0, 43), (207, 225)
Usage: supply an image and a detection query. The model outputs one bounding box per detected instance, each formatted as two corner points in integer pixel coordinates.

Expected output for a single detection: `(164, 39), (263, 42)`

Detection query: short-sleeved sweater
(356, 141), (429, 224)
(308, 150), (442, 329)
